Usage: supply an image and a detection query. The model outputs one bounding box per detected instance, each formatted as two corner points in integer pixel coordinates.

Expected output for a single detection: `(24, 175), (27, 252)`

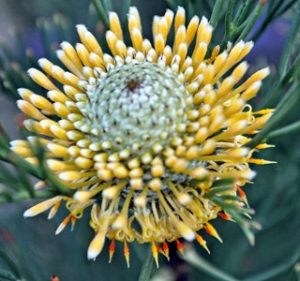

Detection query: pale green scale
(83, 62), (191, 154)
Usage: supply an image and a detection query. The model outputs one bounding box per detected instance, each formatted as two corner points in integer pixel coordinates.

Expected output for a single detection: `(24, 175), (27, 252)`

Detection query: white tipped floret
(23, 209), (33, 218)
(87, 231), (106, 260)
(55, 222), (66, 235)
(17, 88), (29, 98)
(240, 147), (250, 157)
(60, 41), (70, 48)
(87, 249), (98, 261)
(16, 100), (27, 109)
(9, 140), (27, 147)
(56, 49), (64, 59)
(184, 231), (196, 242)
(134, 195), (146, 208)
(112, 215), (126, 229)
(23, 196), (61, 217)
(102, 186), (118, 199)
(178, 222), (195, 241)
(37, 58), (49, 67)
(253, 81), (262, 89)
(177, 6), (185, 15)
(177, 193), (192, 205)
(109, 11), (118, 20)
(27, 68), (39, 77)
(64, 72), (76, 81)
(261, 67), (271, 77)
(201, 16), (208, 25)
(58, 171), (79, 181)
(76, 24), (88, 33)
(74, 191), (91, 202)
(245, 40), (254, 49)
(129, 6), (139, 16)
(244, 170), (257, 180)
(89, 142), (102, 151)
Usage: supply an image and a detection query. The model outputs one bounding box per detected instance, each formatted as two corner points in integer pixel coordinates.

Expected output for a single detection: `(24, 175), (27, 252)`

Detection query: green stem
(209, 0), (223, 28)
(102, 0), (112, 12)
(251, 0), (283, 41)
(260, 55), (300, 108)
(273, 0), (298, 18)
(202, 0), (214, 10)
(0, 250), (22, 280)
(243, 251), (300, 281)
(164, 0), (177, 10)
(279, 1), (300, 79)
(268, 121), (300, 139)
(122, 0), (132, 23)
(183, 246), (239, 281)
(225, 0), (236, 35)
(247, 84), (300, 148)
(235, 0), (253, 26)
(0, 270), (19, 281)
(138, 247), (154, 281)
(237, 2), (264, 41)
(91, 0), (109, 28)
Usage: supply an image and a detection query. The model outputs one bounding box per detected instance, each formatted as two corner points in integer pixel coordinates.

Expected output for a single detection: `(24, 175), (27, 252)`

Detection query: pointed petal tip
(27, 67), (38, 76)
(76, 24), (88, 33)
(17, 88), (27, 97)
(55, 227), (63, 236)
(23, 209), (33, 218)
(37, 58), (48, 66)
(87, 250), (99, 261)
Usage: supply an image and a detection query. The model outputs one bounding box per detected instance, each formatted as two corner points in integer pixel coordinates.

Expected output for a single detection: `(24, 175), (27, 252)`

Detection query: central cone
(86, 62), (191, 154)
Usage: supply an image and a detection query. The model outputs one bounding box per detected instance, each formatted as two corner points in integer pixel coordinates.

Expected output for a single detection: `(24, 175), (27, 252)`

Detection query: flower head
(12, 7), (272, 266)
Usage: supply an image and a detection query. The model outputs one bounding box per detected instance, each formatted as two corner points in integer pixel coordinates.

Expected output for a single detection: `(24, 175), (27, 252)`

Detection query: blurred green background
(0, 0), (299, 280)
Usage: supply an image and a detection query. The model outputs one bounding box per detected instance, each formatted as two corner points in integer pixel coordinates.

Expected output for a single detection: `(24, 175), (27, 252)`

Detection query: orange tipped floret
(163, 241), (170, 260)
(196, 234), (210, 254)
(152, 242), (159, 268)
(204, 223), (223, 243)
(55, 214), (72, 235)
(48, 200), (62, 219)
(255, 143), (275, 149)
(237, 186), (249, 206)
(248, 158), (277, 165)
(176, 239), (184, 255)
(218, 211), (232, 221)
(51, 275), (60, 281)
(123, 241), (130, 268)
(70, 214), (77, 231)
(108, 240), (115, 263)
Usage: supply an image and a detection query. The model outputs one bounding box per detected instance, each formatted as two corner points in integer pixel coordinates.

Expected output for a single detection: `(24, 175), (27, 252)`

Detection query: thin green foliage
(279, 1), (300, 79)
(91, 0), (109, 28)
(137, 249), (154, 281)
(183, 246), (239, 281)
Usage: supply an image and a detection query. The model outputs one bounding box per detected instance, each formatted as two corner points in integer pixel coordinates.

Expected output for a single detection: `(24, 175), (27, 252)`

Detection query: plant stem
(183, 245), (239, 281)
(138, 247), (154, 281)
(268, 121), (300, 139)
(279, 1), (300, 79)
(247, 83), (300, 148)
(237, 2), (264, 41)
(209, 0), (223, 28)
(91, 0), (109, 28)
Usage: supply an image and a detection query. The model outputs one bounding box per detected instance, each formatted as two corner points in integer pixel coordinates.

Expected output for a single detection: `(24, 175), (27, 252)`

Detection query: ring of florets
(74, 61), (206, 198)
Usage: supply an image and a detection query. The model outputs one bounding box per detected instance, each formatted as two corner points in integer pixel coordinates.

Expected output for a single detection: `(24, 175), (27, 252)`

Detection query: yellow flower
(12, 7), (272, 266)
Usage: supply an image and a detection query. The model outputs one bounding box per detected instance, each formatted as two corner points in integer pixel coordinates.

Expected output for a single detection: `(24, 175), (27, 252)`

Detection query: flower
(11, 6), (272, 266)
